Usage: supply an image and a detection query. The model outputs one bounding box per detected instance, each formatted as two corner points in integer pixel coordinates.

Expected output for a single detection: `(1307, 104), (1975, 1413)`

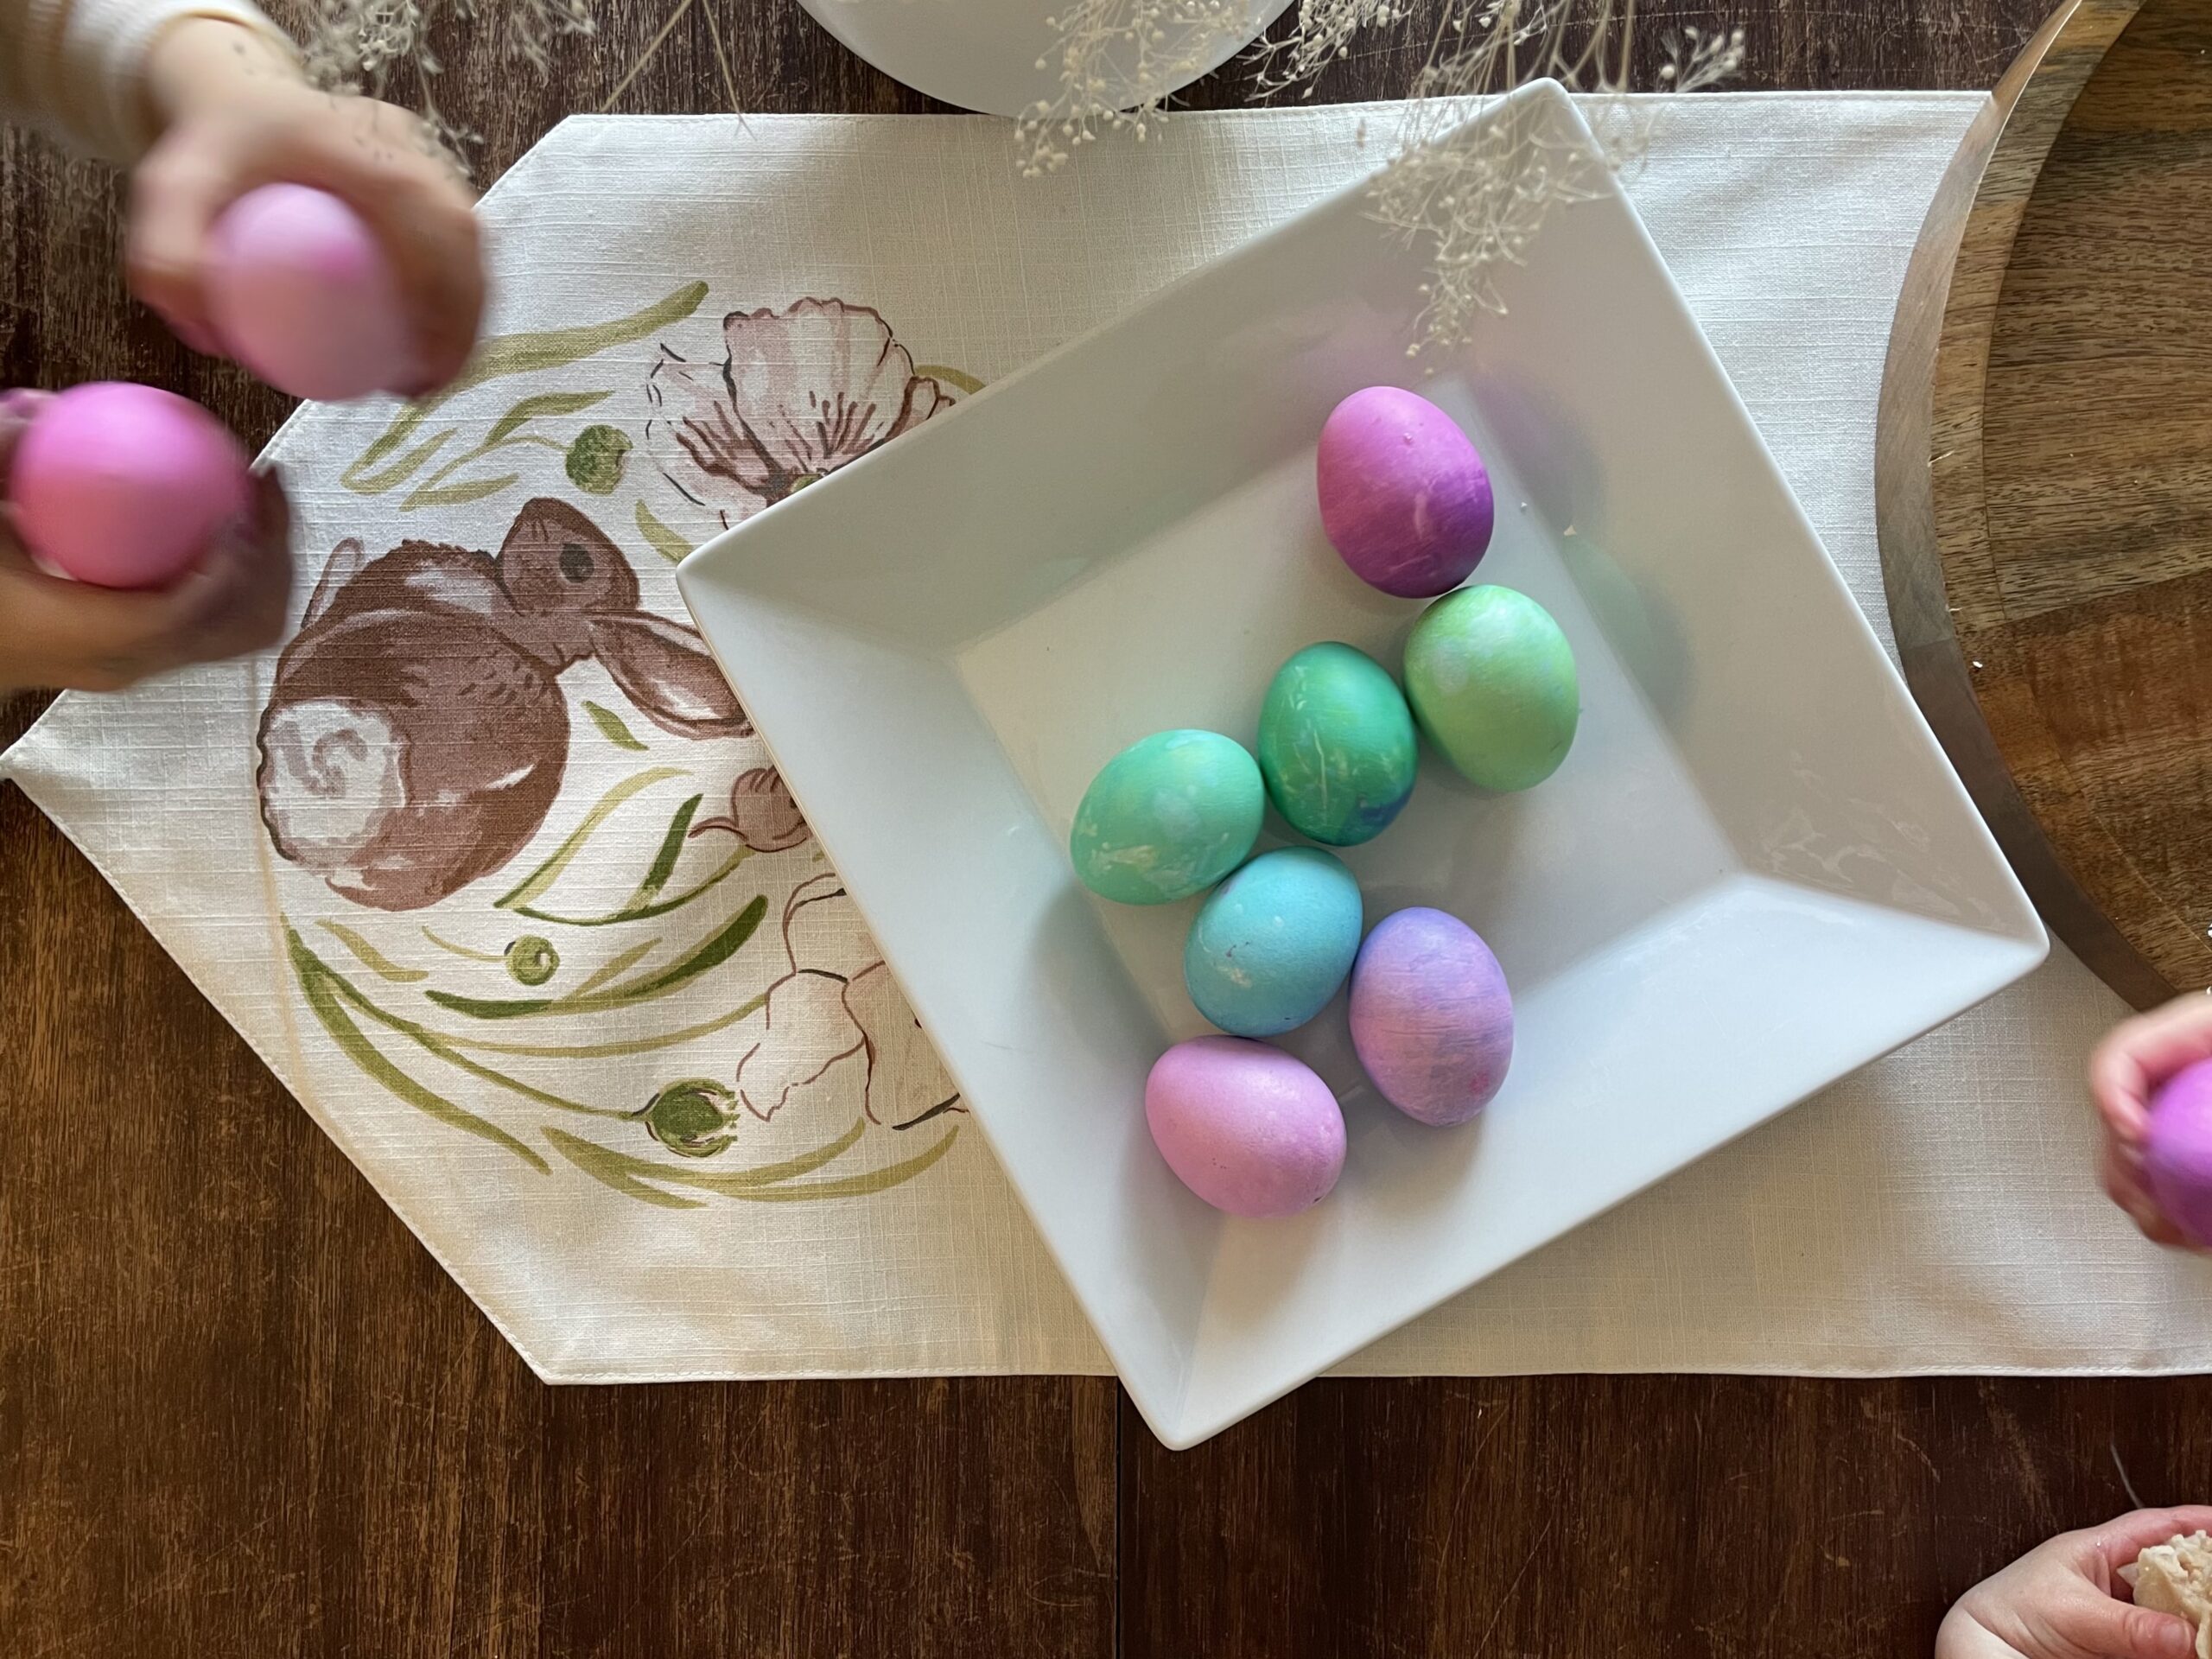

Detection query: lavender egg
(1349, 907), (1512, 1127)
(1315, 386), (1495, 599)
(2147, 1058), (2212, 1246)
(1145, 1037), (1346, 1218)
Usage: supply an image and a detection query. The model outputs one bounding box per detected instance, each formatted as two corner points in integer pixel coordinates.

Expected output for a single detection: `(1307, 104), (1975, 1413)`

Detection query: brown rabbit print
(257, 497), (751, 912)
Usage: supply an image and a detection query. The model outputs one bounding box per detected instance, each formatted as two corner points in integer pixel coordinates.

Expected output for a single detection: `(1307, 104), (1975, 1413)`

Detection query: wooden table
(5, 4), (2203, 1654)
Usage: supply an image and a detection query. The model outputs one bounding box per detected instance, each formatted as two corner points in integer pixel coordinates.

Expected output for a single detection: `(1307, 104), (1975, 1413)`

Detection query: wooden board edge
(1874, 0), (2174, 1010)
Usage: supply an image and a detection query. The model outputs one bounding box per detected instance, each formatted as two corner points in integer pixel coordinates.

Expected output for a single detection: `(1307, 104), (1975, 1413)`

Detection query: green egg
(1404, 585), (1579, 791)
(1071, 730), (1264, 906)
(1257, 642), (1418, 846)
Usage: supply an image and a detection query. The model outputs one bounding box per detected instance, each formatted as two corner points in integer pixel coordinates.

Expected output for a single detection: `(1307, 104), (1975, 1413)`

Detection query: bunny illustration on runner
(256, 496), (750, 912)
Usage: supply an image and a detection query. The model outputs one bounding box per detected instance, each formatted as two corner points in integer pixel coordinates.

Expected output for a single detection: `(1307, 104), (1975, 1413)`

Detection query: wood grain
(5, 3), (2157, 1656)
(1122, 1375), (2212, 1658)
(1879, 0), (2212, 1007)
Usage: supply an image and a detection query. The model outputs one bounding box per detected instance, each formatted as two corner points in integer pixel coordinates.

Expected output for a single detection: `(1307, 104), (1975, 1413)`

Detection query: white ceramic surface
(796, 0), (1291, 118)
(677, 83), (2049, 1447)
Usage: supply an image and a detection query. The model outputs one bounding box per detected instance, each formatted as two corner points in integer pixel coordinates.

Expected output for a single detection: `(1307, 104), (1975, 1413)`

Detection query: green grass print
(544, 1118), (959, 1210)
(503, 786), (754, 928)
(582, 700), (648, 751)
(914, 363), (985, 397)
(423, 896), (766, 1020)
(290, 925), (952, 1208)
(317, 919), (429, 983)
(634, 499), (693, 563)
(289, 925), (551, 1170)
(341, 283), (709, 494)
(495, 766), (687, 910)
(564, 938), (661, 1000)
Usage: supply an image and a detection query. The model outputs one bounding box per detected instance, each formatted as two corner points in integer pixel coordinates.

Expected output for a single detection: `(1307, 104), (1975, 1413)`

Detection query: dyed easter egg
(2147, 1058), (2212, 1247)
(1316, 385), (1495, 598)
(1184, 848), (1363, 1038)
(1349, 906), (1513, 1126)
(10, 383), (251, 588)
(1145, 1036), (1346, 1217)
(1070, 730), (1264, 906)
(209, 184), (415, 401)
(1257, 642), (1418, 847)
(1403, 585), (1579, 791)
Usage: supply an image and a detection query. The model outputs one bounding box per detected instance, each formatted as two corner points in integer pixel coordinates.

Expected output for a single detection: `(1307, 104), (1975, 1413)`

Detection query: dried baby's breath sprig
(1016, 0), (1270, 175)
(277, 0), (597, 168)
(1369, 3), (1744, 353)
(1249, 0), (1409, 97)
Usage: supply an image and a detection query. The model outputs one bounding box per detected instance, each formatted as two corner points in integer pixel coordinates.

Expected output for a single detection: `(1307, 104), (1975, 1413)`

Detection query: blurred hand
(0, 392), (293, 695)
(1938, 1508), (2212, 1659)
(128, 17), (484, 394)
(2090, 995), (2212, 1249)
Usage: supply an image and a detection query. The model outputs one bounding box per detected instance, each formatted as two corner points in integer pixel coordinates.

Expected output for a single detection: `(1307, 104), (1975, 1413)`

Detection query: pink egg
(2147, 1058), (2212, 1246)
(209, 184), (414, 400)
(1316, 385), (1495, 599)
(1349, 907), (1512, 1126)
(11, 383), (250, 588)
(1145, 1037), (1345, 1218)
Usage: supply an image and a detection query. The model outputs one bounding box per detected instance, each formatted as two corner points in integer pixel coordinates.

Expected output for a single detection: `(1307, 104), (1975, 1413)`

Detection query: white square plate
(677, 83), (2047, 1448)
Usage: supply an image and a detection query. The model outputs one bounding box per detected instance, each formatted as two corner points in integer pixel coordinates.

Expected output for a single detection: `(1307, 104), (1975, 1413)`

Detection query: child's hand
(127, 18), (483, 394)
(1939, 1509), (2212, 1659)
(2091, 995), (2212, 1248)
(0, 393), (292, 695)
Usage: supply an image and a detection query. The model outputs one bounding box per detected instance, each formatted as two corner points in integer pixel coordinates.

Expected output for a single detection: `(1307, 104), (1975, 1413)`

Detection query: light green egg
(1257, 643), (1418, 846)
(1404, 585), (1579, 791)
(1070, 729), (1264, 906)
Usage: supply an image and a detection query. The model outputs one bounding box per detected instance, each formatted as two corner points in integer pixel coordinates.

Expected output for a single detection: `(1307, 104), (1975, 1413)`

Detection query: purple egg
(2147, 1058), (2212, 1246)
(1349, 907), (1512, 1126)
(1145, 1037), (1346, 1218)
(1315, 385), (1495, 599)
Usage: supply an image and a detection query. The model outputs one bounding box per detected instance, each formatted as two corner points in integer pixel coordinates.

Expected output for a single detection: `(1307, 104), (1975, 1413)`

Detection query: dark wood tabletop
(6, 3), (2200, 1655)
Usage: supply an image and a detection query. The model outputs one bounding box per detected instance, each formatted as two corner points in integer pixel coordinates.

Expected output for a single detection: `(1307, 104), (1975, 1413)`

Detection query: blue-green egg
(1183, 848), (1363, 1037)
(1403, 585), (1579, 791)
(1071, 729), (1264, 906)
(1257, 642), (1418, 846)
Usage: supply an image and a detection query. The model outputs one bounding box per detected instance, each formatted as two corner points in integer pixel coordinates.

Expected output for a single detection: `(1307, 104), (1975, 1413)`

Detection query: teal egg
(1403, 585), (1579, 791)
(1257, 642), (1418, 846)
(1183, 849), (1363, 1037)
(1071, 730), (1264, 905)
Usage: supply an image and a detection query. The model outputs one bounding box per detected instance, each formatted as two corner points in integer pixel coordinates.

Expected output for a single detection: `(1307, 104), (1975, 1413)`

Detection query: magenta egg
(209, 184), (415, 401)
(2147, 1058), (2212, 1246)
(1349, 906), (1512, 1126)
(1315, 385), (1495, 599)
(11, 383), (251, 589)
(1145, 1037), (1346, 1218)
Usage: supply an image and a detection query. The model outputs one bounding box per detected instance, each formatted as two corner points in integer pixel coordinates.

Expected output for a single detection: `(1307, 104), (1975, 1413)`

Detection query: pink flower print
(730, 873), (964, 1129)
(645, 298), (953, 526)
(692, 766), (809, 853)
(734, 969), (862, 1122)
(843, 961), (960, 1129)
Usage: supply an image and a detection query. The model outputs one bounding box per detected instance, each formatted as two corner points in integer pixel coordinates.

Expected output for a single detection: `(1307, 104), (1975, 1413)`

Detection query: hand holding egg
(209, 184), (416, 402)
(0, 387), (292, 695)
(2088, 993), (2212, 1249)
(10, 383), (251, 588)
